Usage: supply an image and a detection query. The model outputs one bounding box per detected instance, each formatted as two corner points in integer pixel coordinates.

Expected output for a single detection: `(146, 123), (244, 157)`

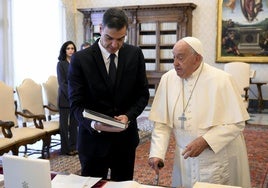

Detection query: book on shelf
(139, 35), (156, 44)
(160, 49), (173, 59)
(160, 63), (173, 72)
(83, 109), (128, 129)
(145, 63), (156, 71)
(140, 23), (156, 31)
(160, 22), (177, 30)
(160, 34), (177, 44)
(142, 49), (156, 59)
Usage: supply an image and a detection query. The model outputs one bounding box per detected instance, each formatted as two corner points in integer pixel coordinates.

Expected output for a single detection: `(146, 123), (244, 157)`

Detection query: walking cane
(154, 161), (164, 185)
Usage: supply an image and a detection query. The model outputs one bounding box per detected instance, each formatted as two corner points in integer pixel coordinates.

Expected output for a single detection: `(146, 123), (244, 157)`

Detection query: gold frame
(216, 0), (268, 63)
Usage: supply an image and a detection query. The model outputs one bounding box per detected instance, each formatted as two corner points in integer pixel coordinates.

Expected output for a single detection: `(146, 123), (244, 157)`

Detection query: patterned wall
(64, 0), (268, 100)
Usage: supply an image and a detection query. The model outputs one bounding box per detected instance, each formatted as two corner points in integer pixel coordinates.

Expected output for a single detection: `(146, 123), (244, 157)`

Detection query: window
(11, 0), (65, 86)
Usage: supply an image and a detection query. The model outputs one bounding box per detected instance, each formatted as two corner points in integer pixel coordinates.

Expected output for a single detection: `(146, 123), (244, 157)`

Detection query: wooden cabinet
(78, 4), (196, 103)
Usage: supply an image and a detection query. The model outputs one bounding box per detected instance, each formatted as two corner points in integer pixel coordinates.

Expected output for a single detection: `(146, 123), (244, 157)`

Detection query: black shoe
(66, 150), (78, 156)
(65, 151), (76, 156)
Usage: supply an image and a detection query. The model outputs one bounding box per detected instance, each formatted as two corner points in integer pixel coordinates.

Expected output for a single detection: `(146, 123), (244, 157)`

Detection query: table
(0, 167), (165, 188)
(250, 81), (267, 112)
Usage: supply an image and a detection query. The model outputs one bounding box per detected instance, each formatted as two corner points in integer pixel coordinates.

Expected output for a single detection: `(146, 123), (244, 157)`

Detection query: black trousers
(59, 108), (78, 154)
(78, 127), (139, 181)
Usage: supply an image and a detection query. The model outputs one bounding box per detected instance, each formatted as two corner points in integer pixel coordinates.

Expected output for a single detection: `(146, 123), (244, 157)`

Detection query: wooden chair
(42, 75), (61, 148)
(224, 62), (250, 109)
(16, 78), (60, 158)
(0, 120), (16, 155)
(42, 75), (59, 121)
(0, 81), (48, 157)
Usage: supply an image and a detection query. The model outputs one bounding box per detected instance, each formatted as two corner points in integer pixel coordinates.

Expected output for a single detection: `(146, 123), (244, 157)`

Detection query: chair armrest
(243, 86), (249, 101)
(43, 104), (59, 113)
(0, 120), (14, 138)
(16, 109), (45, 119)
(15, 109), (45, 129)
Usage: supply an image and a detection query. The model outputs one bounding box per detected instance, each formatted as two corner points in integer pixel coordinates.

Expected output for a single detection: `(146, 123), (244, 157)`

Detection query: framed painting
(216, 0), (268, 63)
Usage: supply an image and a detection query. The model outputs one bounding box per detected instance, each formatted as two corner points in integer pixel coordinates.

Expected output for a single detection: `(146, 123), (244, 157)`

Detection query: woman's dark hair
(102, 8), (128, 30)
(58, 41), (77, 61)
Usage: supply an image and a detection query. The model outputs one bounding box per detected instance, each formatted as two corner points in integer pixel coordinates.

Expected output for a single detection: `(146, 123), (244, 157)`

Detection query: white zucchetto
(182, 37), (204, 57)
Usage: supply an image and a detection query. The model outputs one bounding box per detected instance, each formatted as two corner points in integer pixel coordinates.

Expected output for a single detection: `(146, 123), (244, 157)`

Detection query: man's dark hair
(102, 8), (128, 30)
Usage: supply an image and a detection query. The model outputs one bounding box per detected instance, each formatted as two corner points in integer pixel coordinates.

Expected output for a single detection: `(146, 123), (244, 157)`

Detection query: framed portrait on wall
(216, 0), (268, 63)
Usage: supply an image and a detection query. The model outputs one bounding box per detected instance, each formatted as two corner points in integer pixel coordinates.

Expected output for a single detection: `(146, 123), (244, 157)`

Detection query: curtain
(1, 0), (65, 87)
(0, 0), (13, 86)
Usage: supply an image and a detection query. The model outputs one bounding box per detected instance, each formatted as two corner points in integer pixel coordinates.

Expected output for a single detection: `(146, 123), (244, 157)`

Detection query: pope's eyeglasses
(173, 53), (196, 64)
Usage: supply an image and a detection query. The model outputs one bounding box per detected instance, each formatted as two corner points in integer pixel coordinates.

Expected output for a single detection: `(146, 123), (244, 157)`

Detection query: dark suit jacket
(68, 40), (149, 156)
(57, 60), (70, 108)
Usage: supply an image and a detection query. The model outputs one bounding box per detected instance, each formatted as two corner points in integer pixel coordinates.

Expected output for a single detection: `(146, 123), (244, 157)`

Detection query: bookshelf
(78, 3), (196, 103)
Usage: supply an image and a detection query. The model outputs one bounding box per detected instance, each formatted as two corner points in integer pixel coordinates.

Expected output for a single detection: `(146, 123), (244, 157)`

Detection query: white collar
(98, 40), (119, 60)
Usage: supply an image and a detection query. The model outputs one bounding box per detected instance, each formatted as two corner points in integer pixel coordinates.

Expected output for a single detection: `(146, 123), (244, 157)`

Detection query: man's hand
(94, 122), (126, 132)
(182, 136), (209, 159)
(114, 115), (129, 125)
(94, 115), (129, 132)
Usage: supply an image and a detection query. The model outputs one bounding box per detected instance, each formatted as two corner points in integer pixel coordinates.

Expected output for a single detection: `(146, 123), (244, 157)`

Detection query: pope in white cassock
(148, 37), (251, 188)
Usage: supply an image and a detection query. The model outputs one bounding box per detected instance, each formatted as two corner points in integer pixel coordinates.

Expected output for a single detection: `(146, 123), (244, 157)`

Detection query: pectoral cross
(178, 112), (186, 129)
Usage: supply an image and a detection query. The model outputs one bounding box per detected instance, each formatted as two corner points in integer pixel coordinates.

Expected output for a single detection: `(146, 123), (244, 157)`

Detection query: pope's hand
(182, 136), (209, 159)
(148, 157), (164, 174)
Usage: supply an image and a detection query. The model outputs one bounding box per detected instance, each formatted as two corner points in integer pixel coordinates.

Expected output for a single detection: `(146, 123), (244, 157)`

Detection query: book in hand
(83, 109), (128, 129)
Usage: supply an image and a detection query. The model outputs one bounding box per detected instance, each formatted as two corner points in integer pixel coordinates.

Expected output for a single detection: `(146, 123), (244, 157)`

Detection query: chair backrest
(16, 78), (45, 122)
(42, 75), (59, 114)
(224, 62), (250, 109)
(224, 62), (250, 95)
(0, 81), (18, 126)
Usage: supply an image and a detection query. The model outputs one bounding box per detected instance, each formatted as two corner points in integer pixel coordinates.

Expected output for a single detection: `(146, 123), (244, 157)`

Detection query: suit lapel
(91, 43), (112, 89)
(115, 47), (127, 89)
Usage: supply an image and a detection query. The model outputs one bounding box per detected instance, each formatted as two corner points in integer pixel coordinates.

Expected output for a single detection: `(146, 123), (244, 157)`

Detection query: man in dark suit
(68, 8), (149, 181)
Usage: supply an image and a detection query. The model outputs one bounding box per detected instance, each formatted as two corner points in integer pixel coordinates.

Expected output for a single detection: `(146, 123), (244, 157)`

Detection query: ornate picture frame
(216, 0), (268, 63)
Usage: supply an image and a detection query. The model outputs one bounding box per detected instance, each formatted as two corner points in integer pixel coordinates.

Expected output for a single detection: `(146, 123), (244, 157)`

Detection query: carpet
(49, 128), (152, 176)
(49, 113), (268, 188)
(133, 123), (268, 188)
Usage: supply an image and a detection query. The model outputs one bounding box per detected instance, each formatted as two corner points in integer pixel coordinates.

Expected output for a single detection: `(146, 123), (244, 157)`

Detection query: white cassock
(149, 63), (251, 188)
